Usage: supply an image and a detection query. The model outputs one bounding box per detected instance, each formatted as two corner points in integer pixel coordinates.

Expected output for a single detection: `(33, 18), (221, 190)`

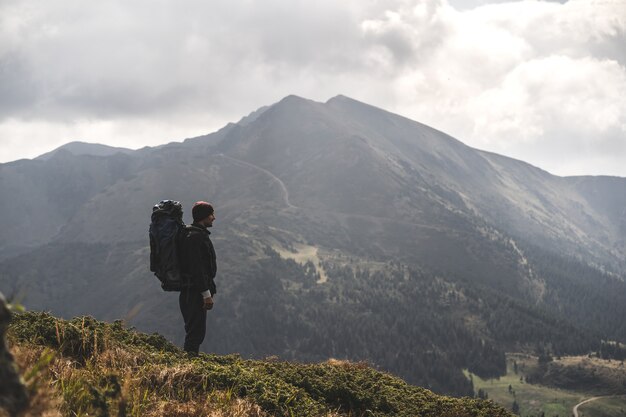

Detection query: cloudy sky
(1, 0), (625, 176)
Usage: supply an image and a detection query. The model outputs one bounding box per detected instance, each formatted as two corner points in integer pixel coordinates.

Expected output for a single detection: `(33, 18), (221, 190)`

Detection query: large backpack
(149, 200), (186, 291)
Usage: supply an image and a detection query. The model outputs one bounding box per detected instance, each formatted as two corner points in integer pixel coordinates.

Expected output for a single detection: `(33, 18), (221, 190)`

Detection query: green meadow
(576, 396), (626, 417)
(467, 354), (626, 417)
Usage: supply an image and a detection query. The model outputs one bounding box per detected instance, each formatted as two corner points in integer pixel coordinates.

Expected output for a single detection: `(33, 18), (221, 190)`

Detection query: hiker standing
(178, 201), (217, 355)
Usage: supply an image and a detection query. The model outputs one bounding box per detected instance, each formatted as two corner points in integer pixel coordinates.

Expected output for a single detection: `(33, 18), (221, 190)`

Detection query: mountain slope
(0, 151), (137, 258)
(7, 311), (514, 417)
(1, 95), (626, 396)
(36, 141), (134, 160)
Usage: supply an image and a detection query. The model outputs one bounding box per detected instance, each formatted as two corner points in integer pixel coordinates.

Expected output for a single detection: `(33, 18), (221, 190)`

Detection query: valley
(471, 353), (626, 417)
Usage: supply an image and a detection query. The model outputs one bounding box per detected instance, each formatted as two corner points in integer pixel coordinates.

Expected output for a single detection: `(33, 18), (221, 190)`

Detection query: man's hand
(203, 296), (214, 310)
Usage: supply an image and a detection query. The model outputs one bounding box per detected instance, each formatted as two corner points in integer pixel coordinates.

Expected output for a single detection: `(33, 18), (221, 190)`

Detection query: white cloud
(0, 0), (624, 176)
(470, 55), (626, 145)
(357, 0), (626, 175)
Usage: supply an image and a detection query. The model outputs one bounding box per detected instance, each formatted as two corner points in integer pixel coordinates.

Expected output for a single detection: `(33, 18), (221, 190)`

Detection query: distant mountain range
(2, 95), (626, 396)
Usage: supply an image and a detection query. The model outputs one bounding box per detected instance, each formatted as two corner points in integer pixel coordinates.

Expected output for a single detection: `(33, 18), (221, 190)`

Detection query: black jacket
(179, 223), (217, 295)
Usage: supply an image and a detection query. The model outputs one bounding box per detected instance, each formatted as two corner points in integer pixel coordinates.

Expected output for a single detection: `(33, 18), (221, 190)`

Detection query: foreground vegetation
(5, 311), (512, 417)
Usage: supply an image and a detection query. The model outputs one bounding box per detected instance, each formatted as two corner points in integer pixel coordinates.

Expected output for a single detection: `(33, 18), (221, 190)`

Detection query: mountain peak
(326, 94), (353, 103)
(324, 94), (394, 117)
(36, 141), (134, 160)
(273, 94), (321, 108)
(278, 94), (309, 103)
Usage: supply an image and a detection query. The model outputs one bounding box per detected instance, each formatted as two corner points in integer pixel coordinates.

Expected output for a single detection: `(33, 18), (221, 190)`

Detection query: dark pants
(179, 290), (207, 353)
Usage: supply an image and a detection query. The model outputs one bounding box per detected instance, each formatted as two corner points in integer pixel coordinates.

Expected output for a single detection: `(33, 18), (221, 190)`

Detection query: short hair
(192, 201), (214, 222)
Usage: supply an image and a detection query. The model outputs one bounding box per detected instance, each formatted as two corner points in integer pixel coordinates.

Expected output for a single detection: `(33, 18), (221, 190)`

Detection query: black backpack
(149, 200), (186, 291)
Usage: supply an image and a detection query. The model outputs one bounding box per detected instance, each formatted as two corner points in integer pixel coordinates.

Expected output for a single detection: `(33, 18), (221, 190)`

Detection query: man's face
(203, 213), (216, 227)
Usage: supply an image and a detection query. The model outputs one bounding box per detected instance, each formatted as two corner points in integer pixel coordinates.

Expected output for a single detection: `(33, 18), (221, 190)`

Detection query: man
(178, 201), (217, 355)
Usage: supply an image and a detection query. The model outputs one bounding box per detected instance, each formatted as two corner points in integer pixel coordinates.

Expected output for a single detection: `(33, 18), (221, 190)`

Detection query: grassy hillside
(527, 355), (626, 394)
(576, 396), (626, 417)
(6, 312), (513, 417)
(470, 354), (626, 417)
(469, 355), (583, 417)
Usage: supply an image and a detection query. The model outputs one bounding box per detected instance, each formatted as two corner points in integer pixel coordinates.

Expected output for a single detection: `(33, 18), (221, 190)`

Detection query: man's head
(192, 201), (215, 227)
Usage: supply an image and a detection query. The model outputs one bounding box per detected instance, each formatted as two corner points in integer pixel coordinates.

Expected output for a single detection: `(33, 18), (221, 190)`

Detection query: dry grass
(556, 355), (626, 370)
(9, 343), (268, 417)
(325, 358), (370, 369)
(10, 345), (62, 417)
(5, 312), (514, 417)
(147, 395), (265, 417)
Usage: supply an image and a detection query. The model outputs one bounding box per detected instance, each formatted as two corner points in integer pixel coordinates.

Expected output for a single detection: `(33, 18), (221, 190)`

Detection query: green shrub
(8, 312), (513, 416)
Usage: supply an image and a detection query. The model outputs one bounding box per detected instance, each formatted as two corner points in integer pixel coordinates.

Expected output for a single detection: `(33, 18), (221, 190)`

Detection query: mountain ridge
(2, 94), (626, 396)
(35, 141), (135, 160)
(7, 310), (515, 416)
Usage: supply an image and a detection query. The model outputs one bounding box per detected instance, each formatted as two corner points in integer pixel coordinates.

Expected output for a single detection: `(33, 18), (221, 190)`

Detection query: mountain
(36, 141), (134, 160)
(1, 95), (626, 397)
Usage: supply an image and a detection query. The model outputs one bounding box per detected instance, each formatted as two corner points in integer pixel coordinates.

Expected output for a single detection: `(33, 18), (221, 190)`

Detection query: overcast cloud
(0, 0), (625, 176)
